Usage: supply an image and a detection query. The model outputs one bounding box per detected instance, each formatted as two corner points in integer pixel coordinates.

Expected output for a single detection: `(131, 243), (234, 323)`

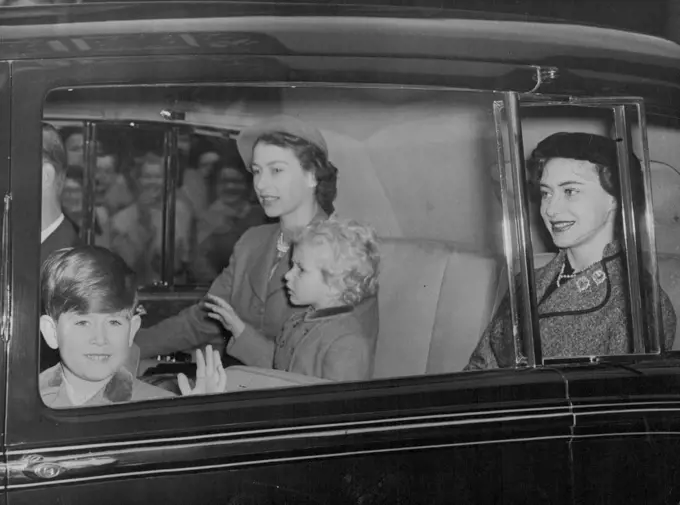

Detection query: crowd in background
(56, 125), (267, 286)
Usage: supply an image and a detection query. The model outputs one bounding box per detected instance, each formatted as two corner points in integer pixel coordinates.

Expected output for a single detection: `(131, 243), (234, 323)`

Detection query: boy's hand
(178, 345), (227, 396)
(202, 294), (246, 338)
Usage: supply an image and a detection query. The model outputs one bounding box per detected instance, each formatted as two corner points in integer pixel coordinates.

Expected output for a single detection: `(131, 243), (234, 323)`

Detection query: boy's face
(40, 311), (141, 383)
(284, 241), (339, 310)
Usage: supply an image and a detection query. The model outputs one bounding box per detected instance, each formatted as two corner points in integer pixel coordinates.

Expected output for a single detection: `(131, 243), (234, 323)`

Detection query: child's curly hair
(296, 217), (379, 306)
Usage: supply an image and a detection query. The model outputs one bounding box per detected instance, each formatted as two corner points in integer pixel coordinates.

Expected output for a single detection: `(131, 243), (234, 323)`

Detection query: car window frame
(503, 94), (665, 364)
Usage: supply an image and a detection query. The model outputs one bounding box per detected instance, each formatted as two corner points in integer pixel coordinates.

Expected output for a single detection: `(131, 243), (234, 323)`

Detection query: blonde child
(191, 217), (380, 387)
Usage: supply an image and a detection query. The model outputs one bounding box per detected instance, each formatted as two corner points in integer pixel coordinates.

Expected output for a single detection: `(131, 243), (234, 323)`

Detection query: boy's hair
(42, 246), (139, 320)
(296, 218), (380, 306)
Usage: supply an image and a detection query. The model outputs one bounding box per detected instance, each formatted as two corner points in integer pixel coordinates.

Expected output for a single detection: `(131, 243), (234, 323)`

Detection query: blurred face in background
(61, 176), (84, 223)
(217, 166), (250, 206)
(197, 151), (220, 178)
(138, 157), (165, 207)
(65, 132), (85, 169)
(94, 154), (117, 202)
(177, 132), (191, 159)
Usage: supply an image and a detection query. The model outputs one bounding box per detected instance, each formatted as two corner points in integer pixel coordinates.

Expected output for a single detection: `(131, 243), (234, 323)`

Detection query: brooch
(592, 269), (606, 286)
(576, 276), (591, 292)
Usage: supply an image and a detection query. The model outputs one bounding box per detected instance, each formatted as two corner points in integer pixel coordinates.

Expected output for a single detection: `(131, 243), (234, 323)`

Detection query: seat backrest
(373, 238), (501, 378)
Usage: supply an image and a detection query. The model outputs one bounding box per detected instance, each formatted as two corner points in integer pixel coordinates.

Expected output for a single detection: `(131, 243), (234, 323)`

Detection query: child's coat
(40, 363), (175, 408)
(228, 306), (373, 381)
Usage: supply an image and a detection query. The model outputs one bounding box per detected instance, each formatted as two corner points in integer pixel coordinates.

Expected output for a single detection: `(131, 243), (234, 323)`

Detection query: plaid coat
(466, 243), (677, 370)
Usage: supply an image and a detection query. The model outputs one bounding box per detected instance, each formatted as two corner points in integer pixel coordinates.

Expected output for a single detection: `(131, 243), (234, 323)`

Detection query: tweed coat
(40, 363), (175, 408)
(465, 243), (677, 370)
(134, 220), (379, 360)
(228, 306), (372, 381)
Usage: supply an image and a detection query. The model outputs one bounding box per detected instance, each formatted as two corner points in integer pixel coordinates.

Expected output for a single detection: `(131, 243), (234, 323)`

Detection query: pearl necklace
(556, 256), (603, 288)
(556, 262), (576, 287)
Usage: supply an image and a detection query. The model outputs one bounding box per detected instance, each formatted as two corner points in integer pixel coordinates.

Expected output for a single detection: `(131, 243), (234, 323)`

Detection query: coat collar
(40, 363), (137, 407)
(305, 305), (354, 321)
(537, 242), (621, 318)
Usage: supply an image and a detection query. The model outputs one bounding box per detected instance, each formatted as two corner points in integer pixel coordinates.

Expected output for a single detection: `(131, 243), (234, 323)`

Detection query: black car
(1, 2), (680, 504)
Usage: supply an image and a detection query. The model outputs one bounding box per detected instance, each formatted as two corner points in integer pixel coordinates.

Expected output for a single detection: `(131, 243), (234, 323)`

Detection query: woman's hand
(178, 345), (227, 396)
(203, 294), (246, 337)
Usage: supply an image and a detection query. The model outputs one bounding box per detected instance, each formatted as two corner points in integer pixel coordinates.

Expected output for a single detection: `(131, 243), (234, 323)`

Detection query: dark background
(1, 0), (679, 43)
(313, 0), (675, 39)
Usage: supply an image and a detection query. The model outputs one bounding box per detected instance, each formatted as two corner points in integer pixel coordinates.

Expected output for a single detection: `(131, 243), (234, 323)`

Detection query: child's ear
(128, 314), (142, 346)
(39, 315), (59, 350)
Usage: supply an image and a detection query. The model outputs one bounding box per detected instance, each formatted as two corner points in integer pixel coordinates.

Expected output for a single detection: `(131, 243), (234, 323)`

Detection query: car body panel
(6, 367), (572, 503)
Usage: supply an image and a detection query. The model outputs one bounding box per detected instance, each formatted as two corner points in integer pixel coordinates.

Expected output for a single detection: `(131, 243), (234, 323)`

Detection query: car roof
(1, 1), (679, 65)
(3, 2), (680, 113)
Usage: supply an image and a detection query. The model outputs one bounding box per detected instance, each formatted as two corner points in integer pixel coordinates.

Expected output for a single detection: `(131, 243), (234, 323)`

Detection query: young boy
(199, 217), (380, 384)
(39, 246), (176, 407)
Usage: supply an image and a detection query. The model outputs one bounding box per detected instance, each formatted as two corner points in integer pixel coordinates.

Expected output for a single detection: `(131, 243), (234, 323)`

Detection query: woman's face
(251, 142), (316, 220)
(539, 158), (617, 252)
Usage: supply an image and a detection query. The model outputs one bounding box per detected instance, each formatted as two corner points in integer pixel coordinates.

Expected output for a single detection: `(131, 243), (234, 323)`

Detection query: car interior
(41, 83), (680, 395)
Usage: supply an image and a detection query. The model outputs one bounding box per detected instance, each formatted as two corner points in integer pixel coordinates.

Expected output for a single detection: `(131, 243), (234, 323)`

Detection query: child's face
(40, 311), (141, 383)
(284, 241), (339, 310)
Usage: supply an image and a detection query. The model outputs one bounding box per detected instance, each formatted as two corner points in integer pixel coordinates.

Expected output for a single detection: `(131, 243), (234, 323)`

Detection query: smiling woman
(465, 132), (677, 370)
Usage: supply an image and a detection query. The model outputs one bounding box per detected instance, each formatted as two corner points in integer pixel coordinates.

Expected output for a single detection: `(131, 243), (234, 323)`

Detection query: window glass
(40, 84), (513, 409)
(479, 102), (676, 368)
(642, 111), (680, 351)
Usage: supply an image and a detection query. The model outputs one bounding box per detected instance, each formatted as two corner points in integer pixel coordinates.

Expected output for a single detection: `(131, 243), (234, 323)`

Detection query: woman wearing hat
(134, 116), (378, 369)
(465, 132), (676, 370)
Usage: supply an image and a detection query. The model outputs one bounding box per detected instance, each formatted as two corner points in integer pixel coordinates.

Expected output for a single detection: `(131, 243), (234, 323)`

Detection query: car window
(488, 100), (676, 367)
(643, 110), (680, 350)
(38, 83), (679, 408)
(38, 84), (512, 407)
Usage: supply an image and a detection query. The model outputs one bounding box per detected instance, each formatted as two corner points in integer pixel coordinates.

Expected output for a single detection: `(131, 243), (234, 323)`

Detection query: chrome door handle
(21, 454), (118, 479)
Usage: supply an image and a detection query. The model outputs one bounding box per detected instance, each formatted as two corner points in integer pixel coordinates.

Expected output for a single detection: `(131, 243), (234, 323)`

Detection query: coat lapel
(247, 227), (280, 303)
(266, 250), (292, 299)
(539, 247), (620, 318)
(535, 250), (567, 306)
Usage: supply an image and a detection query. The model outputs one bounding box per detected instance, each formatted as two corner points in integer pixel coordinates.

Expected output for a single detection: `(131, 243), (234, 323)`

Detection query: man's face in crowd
(138, 158), (165, 207)
(94, 155), (117, 200)
(65, 133), (85, 169)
